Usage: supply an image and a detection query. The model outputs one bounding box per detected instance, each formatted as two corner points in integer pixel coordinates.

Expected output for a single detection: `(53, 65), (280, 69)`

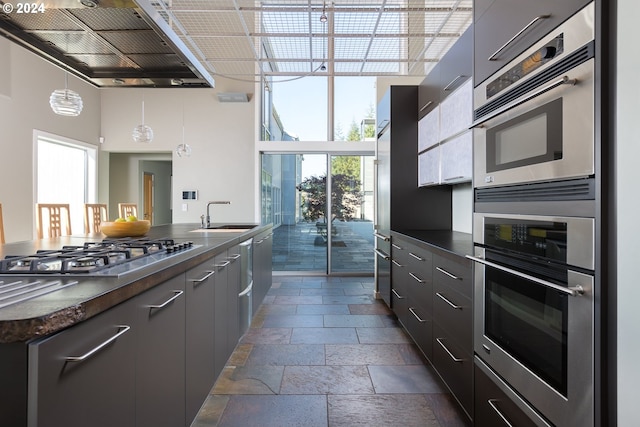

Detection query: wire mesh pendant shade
(50, 73), (83, 116)
(176, 143), (192, 157)
(132, 98), (153, 143)
(49, 88), (83, 116)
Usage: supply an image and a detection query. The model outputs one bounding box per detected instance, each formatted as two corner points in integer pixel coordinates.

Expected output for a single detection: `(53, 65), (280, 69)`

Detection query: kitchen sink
(207, 224), (257, 230)
(192, 224), (257, 232)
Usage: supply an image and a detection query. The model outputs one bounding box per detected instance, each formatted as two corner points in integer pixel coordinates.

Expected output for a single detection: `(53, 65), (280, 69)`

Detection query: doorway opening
(261, 153), (374, 275)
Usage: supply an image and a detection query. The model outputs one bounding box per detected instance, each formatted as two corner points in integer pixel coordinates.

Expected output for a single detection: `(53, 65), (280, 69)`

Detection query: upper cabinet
(418, 26), (473, 120)
(417, 26), (473, 188)
(474, 0), (593, 86)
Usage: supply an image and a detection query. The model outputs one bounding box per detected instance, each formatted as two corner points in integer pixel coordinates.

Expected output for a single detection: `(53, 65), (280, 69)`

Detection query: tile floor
(191, 276), (471, 427)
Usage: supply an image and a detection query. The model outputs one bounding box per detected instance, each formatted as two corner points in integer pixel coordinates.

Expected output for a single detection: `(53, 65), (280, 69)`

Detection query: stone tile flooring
(191, 276), (470, 427)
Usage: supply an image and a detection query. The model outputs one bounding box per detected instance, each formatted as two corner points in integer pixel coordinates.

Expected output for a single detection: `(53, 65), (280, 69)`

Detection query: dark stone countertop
(390, 229), (474, 258)
(0, 223), (271, 343)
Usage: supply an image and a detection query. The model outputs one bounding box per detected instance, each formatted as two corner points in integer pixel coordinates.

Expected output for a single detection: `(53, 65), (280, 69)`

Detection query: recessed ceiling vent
(216, 93), (250, 103)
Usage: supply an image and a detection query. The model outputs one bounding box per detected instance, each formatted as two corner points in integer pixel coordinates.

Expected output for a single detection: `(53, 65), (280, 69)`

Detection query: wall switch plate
(181, 203), (188, 212)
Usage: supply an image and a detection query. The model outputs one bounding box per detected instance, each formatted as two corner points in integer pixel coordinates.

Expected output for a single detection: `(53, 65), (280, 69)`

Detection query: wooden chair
(0, 203), (5, 244)
(36, 203), (72, 239)
(118, 203), (138, 219)
(84, 203), (108, 234)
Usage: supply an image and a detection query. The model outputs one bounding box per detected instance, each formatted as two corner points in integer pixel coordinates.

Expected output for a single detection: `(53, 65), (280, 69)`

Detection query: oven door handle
(465, 255), (584, 296)
(471, 76), (577, 129)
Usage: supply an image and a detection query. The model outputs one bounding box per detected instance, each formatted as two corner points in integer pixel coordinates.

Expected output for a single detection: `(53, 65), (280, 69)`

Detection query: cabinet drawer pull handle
(435, 266), (461, 280)
(375, 249), (390, 260)
(443, 176), (466, 182)
(419, 101), (433, 112)
(436, 338), (464, 362)
(488, 399), (515, 427)
(148, 290), (184, 310)
(391, 243), (402, 250)
(409, 272), (425, 283)
(228, 254), (241, 260)
(374, 232), (390, 241)
(408, 307), (427, 323)
(391, 260), (404, 267)
(420, 181), (437, 186)
(436, 292), (462, 309)
(189, 270), (215, 284)
(443, 75), (466, 91)
(65, 325), (131, 363)
(215, 260), (231, 269)
(488, 14), (550, 61)
(408, 252), (423, 261)
(392, 289), (404, 299)
(256, 239), (264, 245)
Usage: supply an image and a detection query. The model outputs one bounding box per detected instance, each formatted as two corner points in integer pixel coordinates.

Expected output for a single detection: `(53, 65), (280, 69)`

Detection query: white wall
(0, 38), (101, 242)
(616, 1), (640, 425)
(100, 82), (256, 225)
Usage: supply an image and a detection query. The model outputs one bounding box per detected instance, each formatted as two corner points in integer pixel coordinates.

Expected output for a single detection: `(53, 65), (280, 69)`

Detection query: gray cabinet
(475, 358), (546, 427)
(389, 234), (473, 422)
(185, 261), (216, 425)
(134, 274), (186, 427)
(431, 252), (473, 418)
(213, 251), (230, 378)
(227, 244), (241, 353)
(404, 242), (433, 361)
(390, 241), (408, 327)
(253, 229), (273, 315)
(474, 0), (592, 85)
(418, 25), (472, 120)
(28, 301), (136, 427)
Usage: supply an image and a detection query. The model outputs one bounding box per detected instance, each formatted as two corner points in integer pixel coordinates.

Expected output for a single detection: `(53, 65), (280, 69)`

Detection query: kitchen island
(0, 223), (273, 427)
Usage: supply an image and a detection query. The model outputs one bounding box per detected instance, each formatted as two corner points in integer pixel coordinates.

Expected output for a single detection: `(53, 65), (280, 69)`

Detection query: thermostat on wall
(182, 190), (198, 200)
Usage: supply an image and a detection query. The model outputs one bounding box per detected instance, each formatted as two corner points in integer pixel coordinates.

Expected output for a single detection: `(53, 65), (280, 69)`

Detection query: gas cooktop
(0, 238), (198, 276)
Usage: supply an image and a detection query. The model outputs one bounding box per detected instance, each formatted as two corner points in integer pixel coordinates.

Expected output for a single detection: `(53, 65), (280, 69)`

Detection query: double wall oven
(470, 3), (597, 427)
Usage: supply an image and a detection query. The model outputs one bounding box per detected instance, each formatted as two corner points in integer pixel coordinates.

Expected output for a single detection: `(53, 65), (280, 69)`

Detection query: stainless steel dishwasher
(238, 239), (253, 336)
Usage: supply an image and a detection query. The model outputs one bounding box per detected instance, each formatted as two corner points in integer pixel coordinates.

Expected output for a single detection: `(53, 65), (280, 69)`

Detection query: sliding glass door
(261, 153), (374, 274)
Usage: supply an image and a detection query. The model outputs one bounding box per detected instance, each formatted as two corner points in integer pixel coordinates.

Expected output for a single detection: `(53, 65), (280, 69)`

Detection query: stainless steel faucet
(206, 201), (231, 228)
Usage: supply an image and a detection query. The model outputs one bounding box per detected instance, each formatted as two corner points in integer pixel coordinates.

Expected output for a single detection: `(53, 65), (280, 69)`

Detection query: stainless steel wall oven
(469, 213), (594, 427)
(473, 3), (595, 190)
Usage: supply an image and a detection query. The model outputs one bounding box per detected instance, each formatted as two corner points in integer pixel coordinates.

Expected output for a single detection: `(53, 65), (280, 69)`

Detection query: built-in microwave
(473, 2), (595, 189)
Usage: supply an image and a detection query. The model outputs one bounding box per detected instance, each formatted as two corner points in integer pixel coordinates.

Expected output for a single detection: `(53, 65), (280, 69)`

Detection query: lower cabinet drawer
(433, 282), (472, 355)
(475, 357), (547, 427)
(432, 322), (472, 418)
(433, 254), (472, 299)
(405, 304), (432, 361)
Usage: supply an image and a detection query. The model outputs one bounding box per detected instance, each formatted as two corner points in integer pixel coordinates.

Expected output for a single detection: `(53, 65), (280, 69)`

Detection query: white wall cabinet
(439, 80), (473, 142)
(418, 146), (440, 187)
(440, 131), (473, 184)
(418, 106), (440, 152)
(418, 78), (473, 187)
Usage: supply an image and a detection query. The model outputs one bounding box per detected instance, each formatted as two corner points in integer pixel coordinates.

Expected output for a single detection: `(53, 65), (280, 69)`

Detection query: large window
(262, 76), (376, 142)
(35, 131), (97, 235)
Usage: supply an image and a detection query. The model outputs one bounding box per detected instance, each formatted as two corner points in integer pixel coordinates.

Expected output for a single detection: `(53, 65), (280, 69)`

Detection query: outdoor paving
(272, 220), (375, 272)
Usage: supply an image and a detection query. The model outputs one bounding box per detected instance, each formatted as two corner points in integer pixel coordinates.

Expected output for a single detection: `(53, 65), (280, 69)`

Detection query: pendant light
(132, 93), (153, 143)
(176, 103), (191, 157)
(49, 72), (83, 117)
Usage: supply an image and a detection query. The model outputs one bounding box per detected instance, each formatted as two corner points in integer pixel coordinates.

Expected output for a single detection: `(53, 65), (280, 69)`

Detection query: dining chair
(84, 203), (108, 234)
(36, 203), (72, 239)
(0, 203), (5, 244)
(118, 203), (138, 219)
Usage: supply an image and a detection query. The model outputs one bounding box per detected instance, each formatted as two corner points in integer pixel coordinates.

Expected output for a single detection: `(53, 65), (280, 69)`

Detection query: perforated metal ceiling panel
(0, 0), (472, 85)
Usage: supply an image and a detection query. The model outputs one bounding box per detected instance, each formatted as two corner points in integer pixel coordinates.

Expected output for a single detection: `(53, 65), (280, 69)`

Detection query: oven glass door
(486, 98), (563, 173)
(484, 256), (568, 396)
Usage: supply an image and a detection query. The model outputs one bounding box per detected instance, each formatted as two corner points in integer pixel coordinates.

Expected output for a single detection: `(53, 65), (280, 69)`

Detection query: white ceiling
(147, 0), (473, 82)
